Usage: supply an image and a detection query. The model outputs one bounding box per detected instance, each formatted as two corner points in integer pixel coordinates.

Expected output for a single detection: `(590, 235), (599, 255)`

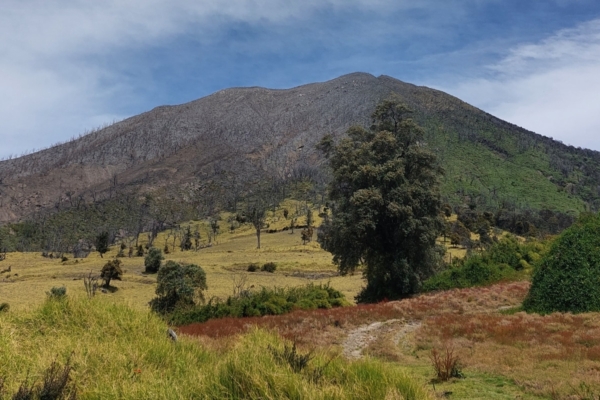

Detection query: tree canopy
(523, 212), (600, 314)
(317, 98), (445, 302)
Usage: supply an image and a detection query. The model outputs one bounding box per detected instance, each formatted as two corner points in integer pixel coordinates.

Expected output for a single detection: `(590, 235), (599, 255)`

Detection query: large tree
(317, 98), (445, 302)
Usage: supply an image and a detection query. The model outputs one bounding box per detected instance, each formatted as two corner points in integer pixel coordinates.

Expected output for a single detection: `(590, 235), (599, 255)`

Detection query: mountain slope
(0, 72), (598, 222)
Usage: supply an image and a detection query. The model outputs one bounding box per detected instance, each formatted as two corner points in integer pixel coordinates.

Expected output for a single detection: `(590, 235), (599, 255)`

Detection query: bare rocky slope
(0, 72), (598, 222)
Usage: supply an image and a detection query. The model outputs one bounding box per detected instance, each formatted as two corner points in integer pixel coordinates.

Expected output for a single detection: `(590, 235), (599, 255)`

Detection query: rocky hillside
(1, 72), (599, 222)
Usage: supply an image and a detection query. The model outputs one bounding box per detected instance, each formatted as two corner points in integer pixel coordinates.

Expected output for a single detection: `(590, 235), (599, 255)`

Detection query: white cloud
(440, 19), (600, 151)
(0, 0), (440, 159)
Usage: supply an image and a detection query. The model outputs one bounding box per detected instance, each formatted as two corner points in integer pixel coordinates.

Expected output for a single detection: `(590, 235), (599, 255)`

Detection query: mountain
(1, 72), (599, 223)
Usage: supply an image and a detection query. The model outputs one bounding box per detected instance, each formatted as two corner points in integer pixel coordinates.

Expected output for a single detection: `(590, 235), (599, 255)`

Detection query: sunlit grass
(0, 297), (434, 399)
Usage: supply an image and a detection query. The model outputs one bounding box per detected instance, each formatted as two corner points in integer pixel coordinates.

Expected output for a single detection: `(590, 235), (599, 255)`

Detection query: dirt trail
(342, 319), (421, 359)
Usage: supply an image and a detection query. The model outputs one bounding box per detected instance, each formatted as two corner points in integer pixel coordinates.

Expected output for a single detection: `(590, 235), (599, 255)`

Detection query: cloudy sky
(2, 0), (600, 159)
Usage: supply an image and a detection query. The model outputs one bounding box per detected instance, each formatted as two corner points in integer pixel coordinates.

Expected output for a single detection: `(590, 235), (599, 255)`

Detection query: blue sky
(2, 0), (600, 159)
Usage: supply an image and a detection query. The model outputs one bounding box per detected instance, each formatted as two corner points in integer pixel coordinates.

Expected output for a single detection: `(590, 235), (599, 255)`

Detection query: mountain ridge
(0, 72), (598, 222)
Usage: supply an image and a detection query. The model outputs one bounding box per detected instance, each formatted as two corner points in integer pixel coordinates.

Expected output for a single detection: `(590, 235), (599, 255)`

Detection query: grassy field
(3, 207), (597, 399)
(0, 205), (363, 312)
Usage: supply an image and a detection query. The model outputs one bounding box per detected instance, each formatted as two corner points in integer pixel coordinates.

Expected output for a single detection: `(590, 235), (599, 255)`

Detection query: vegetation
(95, 231), (109, 258)
(523, 212), (600, 314)
(144, 248), (163, 274)
(318, 99), (444, 302)
(149, 261), (207, 314)
(423, 235), (544, 292)
(0, 297), (432, 399)
(169, 283), (350, 325)
(46, 286), (67, 299)
(100, 259), (123, 288)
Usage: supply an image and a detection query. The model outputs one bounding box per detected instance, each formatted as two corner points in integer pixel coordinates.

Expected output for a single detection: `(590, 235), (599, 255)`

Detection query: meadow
(2, 207), (599, 399)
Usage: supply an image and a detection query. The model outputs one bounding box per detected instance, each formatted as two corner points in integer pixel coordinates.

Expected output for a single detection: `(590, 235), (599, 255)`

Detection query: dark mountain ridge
(1, 72), (598, 222)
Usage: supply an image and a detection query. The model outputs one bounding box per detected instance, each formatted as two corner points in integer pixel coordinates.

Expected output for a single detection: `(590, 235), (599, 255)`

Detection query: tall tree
(317, 98), (445, 302)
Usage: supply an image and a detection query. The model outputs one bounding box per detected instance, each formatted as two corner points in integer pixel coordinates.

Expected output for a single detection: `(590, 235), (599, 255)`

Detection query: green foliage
(170, 283), (349, 325)
(261, 262), (277, 273)
(0, 303), (9, 313)
(422, 235), (542, 291)
(94, 232), (109, 259)
(144, 247), (163, 273)
(149, 261), (207, 314)
(318, 98), (445, 302)
(46, 286), (67, 299)
(523, 213), (600, 314)
(247, 263), (258, 272)
(100, 259), (123, 288)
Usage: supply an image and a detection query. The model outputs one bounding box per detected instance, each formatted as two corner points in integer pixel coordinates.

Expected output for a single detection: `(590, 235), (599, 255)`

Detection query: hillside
(1, 72), (599, 222)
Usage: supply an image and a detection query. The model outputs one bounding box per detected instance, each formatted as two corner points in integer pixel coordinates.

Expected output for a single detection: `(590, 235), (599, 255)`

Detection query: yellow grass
(0, 206), (363, 311)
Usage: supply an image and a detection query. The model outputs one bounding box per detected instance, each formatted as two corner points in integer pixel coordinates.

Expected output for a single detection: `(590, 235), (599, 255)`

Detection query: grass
(0, 203), (363, 312)
(0, 296), (433, 399)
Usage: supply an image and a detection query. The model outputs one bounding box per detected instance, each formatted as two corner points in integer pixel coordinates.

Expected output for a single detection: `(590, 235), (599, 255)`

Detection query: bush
(524, 213), (600, 314)
(149, 261), (207, 314)
(261, 262), (277, 273)
(100, 259), (123, 288)
(422, 235), (539, 292)
(247, 264), (258, 272)
(170, 283), (349, 325)
(0, 302), (9, 313)
(144, 247), (163, 273)
(47, 286), (67, 299)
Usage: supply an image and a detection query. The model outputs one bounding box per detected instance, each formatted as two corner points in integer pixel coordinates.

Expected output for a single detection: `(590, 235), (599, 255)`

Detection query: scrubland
(2, 210), (600, 398)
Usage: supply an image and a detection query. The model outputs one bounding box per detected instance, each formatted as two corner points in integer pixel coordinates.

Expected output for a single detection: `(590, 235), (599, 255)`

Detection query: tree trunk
(256, 228), (261, 249)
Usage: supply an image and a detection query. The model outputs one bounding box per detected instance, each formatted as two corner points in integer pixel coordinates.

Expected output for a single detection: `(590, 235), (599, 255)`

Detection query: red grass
(178, 281), (530, 345)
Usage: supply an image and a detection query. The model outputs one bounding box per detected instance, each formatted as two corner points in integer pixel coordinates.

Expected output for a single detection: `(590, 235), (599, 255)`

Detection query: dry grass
(414, 311), (600, 398)
(0, 207), (363, 311)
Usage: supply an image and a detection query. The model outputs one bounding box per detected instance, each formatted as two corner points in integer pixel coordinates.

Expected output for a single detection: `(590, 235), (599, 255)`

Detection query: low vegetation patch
(422, 235), (544, 292)
(0, 297), (433, 399)
(169, 283), (350, 326)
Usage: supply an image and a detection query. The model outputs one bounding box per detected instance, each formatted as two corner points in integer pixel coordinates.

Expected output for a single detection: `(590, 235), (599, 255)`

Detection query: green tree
(144, 247), (164, 273)
(523, 213), (600, 314)
(149, 261), (207, 313)
(317, 98), (445, 302)
(95, 231), (109, 258)
(100, 259), (123, 288)
(249, 201), (267, 249)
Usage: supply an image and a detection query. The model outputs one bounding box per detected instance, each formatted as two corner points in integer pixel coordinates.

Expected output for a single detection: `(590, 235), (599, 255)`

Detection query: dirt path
(342, 319), (422, 359)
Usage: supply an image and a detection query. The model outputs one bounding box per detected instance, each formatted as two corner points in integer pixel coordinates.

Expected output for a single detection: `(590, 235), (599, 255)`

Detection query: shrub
(144, 247), (163, 273)
(430, 346), (464, 381)
(524, 213), (600, 314)
(422, 235), (541, 292)
(247, 264), (258, 272)
(100, 259), (123, 288)
(261, 262), (277, 273)
(149, 261), (207, 314)
(0, 302), (9, 313)
(170, 283), (349, 325)
(47, 286), (67, 299)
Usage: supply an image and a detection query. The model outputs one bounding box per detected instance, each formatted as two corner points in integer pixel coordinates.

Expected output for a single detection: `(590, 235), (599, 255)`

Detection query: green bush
(422, 235), (541, 292)
(149, 261), (207, 314)
(144, 247), (163, 273)
(247, 263), (258, 272)
(170, 283), (349, 325)
(261, 262), (277, 273)
(523, 213), (600, 314)
(100, 259), (123, 288)
(47, 286), (67, 299)
(0, 302), (9, 313)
